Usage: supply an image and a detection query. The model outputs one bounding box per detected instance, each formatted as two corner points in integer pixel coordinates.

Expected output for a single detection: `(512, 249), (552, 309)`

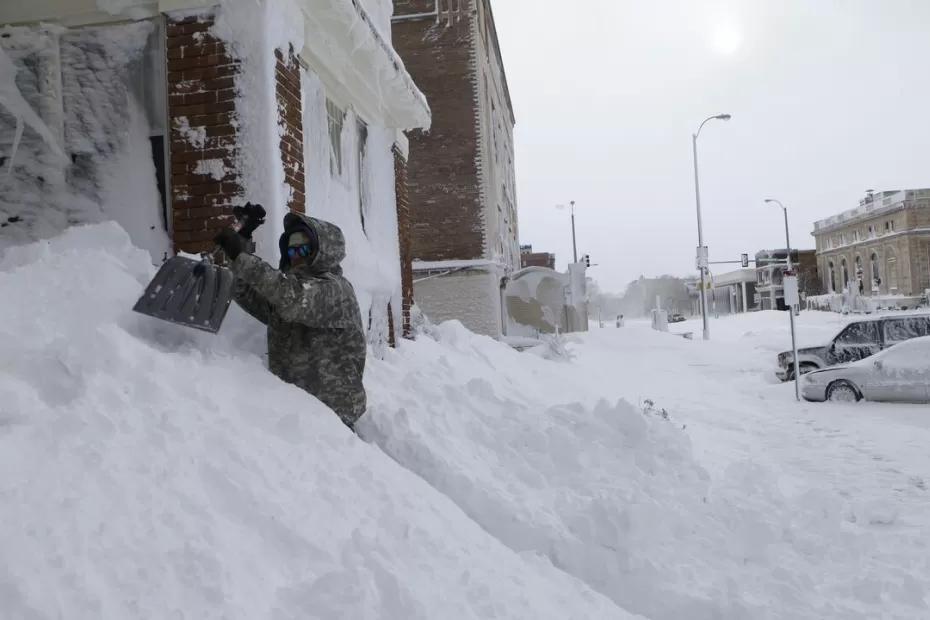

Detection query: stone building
(1, 0), (429, 347)
(392, 0), (519, 338)
(812, 189), (930, 299)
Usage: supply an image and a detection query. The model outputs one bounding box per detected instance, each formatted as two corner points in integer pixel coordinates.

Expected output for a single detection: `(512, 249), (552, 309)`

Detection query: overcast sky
(491, 0), (930, 293)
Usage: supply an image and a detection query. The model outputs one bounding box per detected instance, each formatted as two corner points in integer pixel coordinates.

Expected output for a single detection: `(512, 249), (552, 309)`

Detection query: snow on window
(356, 117), (369, 234)
(326, 98), (345, 177)
(883, 317), (930, 345)
(886, 249), (899, 290)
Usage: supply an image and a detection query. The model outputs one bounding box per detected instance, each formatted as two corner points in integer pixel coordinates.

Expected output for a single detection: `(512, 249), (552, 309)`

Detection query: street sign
(783, 275), (800, 306)
(695, 246), (709, 270)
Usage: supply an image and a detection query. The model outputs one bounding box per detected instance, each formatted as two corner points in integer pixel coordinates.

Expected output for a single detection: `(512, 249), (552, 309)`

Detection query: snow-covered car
(776, 313), (930, 381)
(669, 313), (687, 323)
(801, 336), (930, 403)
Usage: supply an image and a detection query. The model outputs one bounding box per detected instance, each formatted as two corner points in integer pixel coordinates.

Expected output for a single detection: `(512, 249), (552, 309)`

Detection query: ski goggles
(287, 244), (313, 259)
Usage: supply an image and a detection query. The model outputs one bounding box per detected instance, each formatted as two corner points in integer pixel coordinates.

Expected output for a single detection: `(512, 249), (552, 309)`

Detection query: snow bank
(362, 321), (930, 620)
(0, 225), (634, 619)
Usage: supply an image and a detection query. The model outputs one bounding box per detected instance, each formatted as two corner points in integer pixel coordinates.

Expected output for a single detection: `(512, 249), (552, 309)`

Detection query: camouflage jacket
(230, 214), (367, 427)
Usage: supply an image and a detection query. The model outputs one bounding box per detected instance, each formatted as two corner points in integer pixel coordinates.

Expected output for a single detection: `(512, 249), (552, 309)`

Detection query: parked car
(776, 313), (930, 381)
(801, 336), (930, 403)
(669, 313), (687, 323)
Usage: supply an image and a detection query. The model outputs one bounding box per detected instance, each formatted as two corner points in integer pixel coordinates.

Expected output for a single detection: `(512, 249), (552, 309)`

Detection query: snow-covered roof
(1, 0), (431, 131)
(294, 0), (430, 130)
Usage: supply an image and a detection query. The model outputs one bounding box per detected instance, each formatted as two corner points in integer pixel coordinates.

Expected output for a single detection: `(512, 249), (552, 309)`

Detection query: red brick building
(392, 0), (519, 338)
(1, 0), (429, 347)
(520, 245), (556, 270)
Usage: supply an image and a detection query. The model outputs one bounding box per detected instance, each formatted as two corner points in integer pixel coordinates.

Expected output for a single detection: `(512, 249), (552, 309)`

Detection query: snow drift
(0, 224), (635, 619)
(361, 321), (930, 620)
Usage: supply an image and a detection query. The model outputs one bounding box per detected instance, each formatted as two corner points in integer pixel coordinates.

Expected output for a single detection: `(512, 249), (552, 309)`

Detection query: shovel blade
(132, 256), (235, 333)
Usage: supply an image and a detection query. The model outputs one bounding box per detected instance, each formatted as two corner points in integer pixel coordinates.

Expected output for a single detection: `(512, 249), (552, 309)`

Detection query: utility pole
(692, 113), (731, 341)
(766, 198), (801, 401)
(570, 200), (578, 263)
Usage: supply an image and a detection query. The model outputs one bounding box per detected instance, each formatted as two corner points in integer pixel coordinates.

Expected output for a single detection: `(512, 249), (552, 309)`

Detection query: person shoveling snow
(214, 207), (367, 428)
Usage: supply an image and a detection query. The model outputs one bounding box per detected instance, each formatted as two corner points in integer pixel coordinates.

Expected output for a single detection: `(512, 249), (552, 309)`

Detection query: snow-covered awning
(297, 0), (430, 131)
(1, 0), (430, 130)
(158, 0), (430, 131)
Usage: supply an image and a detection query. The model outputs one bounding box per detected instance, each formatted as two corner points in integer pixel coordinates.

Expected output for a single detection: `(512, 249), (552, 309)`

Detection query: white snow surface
(362, 314), (930, 619)
(0, 224), (633, 619)
(3, 224), (930, 619)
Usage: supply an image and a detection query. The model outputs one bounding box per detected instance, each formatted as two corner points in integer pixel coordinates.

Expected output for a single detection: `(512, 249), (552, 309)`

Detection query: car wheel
(826, 380), (861, 403)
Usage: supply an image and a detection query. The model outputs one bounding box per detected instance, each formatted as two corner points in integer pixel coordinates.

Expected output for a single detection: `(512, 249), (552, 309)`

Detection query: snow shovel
(132, 206), (261, 333)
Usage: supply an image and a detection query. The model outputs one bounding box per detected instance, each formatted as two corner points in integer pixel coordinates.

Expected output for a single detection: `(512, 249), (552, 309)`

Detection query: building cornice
(816, 228), (930, 255)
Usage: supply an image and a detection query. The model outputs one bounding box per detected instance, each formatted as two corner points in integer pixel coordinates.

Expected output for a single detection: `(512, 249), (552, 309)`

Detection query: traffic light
(741, 253), (749, 268)
(584, 254), (591, 267)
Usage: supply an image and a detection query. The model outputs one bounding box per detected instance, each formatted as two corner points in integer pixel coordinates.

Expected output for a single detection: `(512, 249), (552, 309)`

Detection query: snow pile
(362, 321), (930, 619)
(0, 224), (635, 619)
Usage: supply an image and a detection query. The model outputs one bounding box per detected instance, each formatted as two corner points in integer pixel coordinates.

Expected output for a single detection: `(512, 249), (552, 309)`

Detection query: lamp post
(765, 198), (801, 401)
(692, 113), (731, 341)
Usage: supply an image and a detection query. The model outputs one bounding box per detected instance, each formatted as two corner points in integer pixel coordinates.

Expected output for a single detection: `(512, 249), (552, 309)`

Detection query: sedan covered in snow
(801, 336), (930, 403)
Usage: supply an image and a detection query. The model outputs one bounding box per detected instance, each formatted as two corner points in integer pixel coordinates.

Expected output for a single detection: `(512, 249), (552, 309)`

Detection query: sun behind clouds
(711, 20), (743, 55)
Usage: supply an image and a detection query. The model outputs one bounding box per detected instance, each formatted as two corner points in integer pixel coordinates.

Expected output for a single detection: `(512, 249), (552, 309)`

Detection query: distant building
(812, 189), (930, 298)
(520, 245), (555, 269)
(392, 0), (519, 338)
(709, 268), (757, 314)
(755, 249), (820, 310)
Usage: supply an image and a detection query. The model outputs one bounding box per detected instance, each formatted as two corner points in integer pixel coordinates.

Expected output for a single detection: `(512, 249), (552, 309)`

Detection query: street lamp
(692, 113), (731, 341)
(765, 198), (801, 401)
(555, 201), (578, 263)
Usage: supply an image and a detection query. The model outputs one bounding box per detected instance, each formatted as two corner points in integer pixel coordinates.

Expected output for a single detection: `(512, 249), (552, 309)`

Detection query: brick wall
(275, 46), (306, 213)
(392, 2), (485, 261)
(394, 144), (414, 338)
(166, 13), (242, 254)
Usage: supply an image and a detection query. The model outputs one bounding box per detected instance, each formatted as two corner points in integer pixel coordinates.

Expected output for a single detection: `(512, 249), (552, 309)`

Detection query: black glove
(233, 202), (266, 239)
(214, 227), (247, 261)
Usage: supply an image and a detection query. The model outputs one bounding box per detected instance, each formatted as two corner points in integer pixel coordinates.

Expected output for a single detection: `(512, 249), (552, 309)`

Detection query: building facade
(709, 268), (757, 315)
(754, 249), (819, 310)
(812, 189), (930, 300)
(520, 245), (555, 269)
(1, 0), (430, 348)
(392, 0), (519, 338)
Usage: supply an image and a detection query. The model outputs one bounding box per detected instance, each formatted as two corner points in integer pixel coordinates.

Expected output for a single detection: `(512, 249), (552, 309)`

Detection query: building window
(356, 118), (369, 233)
(326, 98), (345, 177)
(852, 230), (859, 242)
(841, 258), (849, 290)
(868, 225), (874, 238)
(870, 252), (881, 291)
(887, 249), (899, 291)
(828, 261), (836, 293)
